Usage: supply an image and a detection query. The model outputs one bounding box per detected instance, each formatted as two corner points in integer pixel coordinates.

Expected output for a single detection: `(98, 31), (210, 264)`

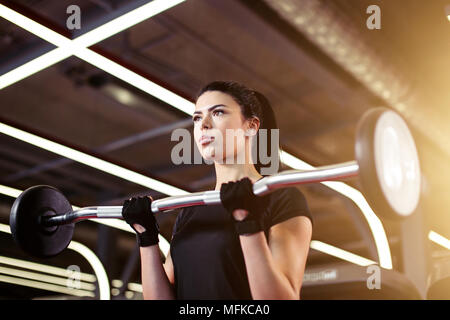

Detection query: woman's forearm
(139, 245), (175, 300)
(239, 232), (298, 300)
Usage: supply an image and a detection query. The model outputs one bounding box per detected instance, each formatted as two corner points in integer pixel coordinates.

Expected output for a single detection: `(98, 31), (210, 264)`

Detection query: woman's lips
(200, 136), (215, 146)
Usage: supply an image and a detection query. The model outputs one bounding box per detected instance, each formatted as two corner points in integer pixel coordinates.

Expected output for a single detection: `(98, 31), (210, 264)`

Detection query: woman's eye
(213, 110), (224, 116)
(192, 116), (200, 122)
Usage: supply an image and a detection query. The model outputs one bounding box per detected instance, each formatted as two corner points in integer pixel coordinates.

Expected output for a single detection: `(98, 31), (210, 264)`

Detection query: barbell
(9, 107), (421, 258)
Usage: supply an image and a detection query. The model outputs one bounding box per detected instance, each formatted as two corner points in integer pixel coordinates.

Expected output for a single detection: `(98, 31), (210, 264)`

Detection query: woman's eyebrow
(193, 104), (227, 115)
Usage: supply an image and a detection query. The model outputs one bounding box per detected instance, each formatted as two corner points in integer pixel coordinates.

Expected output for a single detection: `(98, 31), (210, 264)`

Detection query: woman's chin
(201, 146), (217, 161)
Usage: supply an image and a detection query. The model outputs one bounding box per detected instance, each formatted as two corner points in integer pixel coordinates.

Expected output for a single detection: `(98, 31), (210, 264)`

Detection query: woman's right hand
(122, 196), (160, 247)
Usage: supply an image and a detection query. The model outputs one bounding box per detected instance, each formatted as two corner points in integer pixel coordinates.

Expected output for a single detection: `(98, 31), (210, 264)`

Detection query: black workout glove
(220, 178), (270, 235)
(122, 197), (159, 247)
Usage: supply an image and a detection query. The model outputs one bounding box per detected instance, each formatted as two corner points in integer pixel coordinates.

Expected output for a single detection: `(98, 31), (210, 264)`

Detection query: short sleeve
(171, 209), (185, 240)
(265, 187), (313, 229)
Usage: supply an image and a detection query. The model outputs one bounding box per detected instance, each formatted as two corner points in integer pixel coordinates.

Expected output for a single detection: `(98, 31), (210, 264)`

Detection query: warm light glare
(428, 231), (450, 250)
(310, 240), (377, 266)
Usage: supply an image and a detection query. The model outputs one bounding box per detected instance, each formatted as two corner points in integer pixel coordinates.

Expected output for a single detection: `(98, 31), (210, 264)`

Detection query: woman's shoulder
(266, 187), (313, 228)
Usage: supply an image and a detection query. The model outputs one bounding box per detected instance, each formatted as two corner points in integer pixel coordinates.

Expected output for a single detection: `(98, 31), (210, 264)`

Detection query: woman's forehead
(195, 91), (238, 111)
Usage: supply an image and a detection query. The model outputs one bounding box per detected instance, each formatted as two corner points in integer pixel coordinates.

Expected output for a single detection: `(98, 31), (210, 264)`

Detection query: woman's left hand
(220, 178), (270, 235)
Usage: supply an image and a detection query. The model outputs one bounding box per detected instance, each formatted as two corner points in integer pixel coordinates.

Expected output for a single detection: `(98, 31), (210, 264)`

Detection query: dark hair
(196, 80), (280, 176)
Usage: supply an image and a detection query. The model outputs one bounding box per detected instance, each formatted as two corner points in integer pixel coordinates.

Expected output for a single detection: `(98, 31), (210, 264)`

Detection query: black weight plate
(10, 185), (74, 258)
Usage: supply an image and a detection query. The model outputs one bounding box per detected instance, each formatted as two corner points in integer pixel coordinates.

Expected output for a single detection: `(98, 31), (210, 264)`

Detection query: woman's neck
(214, 163), (263, 190)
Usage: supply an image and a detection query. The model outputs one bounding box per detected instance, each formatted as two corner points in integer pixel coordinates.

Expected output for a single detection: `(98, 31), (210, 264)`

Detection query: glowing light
(310, 240), (377, 266)
(428, 231), (450, 250)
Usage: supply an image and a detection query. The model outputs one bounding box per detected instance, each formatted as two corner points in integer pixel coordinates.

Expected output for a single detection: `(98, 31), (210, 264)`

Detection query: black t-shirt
(170, 187), (313, 300)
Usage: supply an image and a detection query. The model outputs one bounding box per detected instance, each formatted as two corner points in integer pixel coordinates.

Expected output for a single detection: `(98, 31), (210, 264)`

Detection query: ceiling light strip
(74, 49), (195, 115)
(0, 122), (187, 196)
(0, 265), (96, 291)
(310, 240), (377, 266)
(0, 48), (71, 90)
(0, 274), (95, 298)
(428, 231), (450, 250)
(74, 0), (186, 48)
(0, 255), (95, 282)
(67, 241), (110, 300)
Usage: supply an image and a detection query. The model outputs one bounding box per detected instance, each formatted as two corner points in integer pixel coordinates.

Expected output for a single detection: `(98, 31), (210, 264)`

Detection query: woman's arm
(140, 246), (176, 300)
(237, 214), (312, 300)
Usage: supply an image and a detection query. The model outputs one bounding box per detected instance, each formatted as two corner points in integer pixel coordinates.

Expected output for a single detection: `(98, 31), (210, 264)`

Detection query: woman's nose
(201, 115), (212, 129)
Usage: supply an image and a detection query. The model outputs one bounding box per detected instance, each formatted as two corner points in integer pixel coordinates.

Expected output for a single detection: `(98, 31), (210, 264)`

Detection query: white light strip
(76, 208), (170, 256)
(67, 241), (110, 300)
(128, 282), (143, 293)
(0, 2), (390, 268)
(74, 49), (195, 115)
(0, 122), (187, 196)
(0, 48), (72, 90)
(0, 0), (191, 114)
(310, 240), (377, 266)
(281, 151), (393, 269)
(0, 274), (95, 298)
(0, 255), (95, 282)
(428, 231), (450, 250)
(0, 184), (22, 198)
(0, 265), (96, 291)
(0, 5), (72, 46)
(73, 0), (186, 48)
(111, 279), (123, 288)
(0, 223), (110, 299)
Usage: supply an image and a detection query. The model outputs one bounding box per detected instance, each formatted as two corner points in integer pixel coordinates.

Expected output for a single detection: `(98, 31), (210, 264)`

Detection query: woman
(122, 81), (313, 300)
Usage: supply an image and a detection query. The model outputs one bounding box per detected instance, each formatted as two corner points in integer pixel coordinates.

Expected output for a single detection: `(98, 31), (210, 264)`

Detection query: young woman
(122, 81), (313, 300)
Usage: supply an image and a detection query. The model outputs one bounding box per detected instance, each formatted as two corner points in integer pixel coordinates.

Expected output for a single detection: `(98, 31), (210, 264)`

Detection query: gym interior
(0, 0), (449, 301)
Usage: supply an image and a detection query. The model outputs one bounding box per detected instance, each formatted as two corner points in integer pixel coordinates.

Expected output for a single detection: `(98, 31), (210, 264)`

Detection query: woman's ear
(245, 117), (260, 136)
